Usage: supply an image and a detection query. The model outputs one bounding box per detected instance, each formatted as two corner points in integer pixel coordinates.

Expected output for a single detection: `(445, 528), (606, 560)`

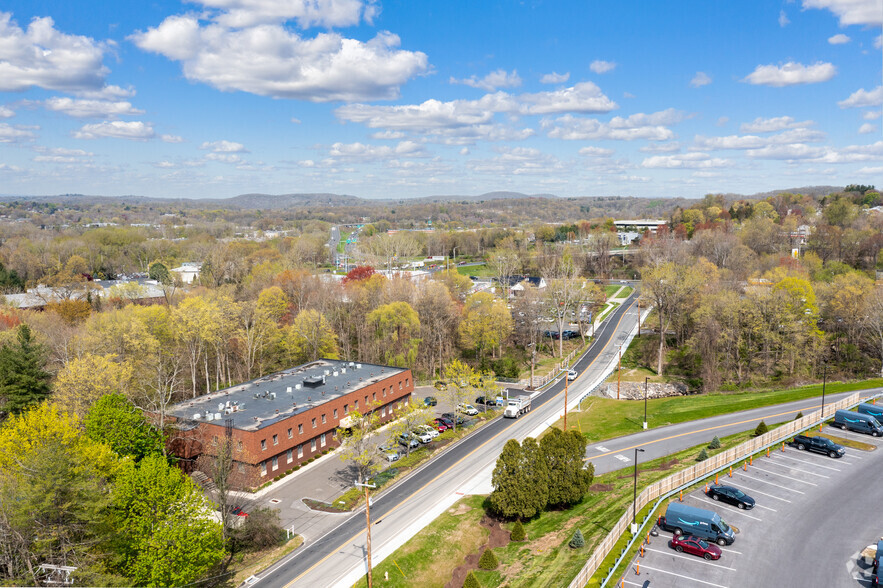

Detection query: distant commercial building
(613, 220), (668, 234)
(168, 359), (413, 488)
(170, 262), (202, 284)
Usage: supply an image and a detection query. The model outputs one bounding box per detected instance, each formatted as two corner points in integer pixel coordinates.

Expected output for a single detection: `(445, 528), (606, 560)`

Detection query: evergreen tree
(488, 438), (549, 519)
(0, 260), (25, 292)
(148, 262), (172, 285)
(463, 571), (481, 588)
(510, 519), (526, 541)
(754, 420), (769, 436)
(696, 448), (709, 461)
(478, 548), (499, 570)
(540, 429), (593, 507)
(708, 436), (721, 449)
(569, 528), (585, 548)
(795, 411), (803, 420)
(0, 324), (52, 415)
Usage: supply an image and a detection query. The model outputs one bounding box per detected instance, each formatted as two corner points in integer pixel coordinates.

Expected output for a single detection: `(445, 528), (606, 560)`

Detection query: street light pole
(617, 345), (622, 400)
(354, 481), (377, 587)
(564, 364), (569, 431)
(632, 447), (645, 533)
(820, 363), (827, 431)
(643, 376), (649, 430)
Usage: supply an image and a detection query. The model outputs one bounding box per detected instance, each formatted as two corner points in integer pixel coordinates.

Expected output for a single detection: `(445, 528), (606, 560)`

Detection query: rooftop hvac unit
(333, 371), (339, 377)
(206, 413), (213, 421)
(217, 402), (224, 411)
(356, 363), (362, 369)
(349, 362), (355, 367)
(193, 413), (202, 420)
(295, 384), (302, 390)
(341, 368), (347, 374)
(271, 392), (276, 399)
(225, 400), (231, 408)
(324, 370), (330, 376)
(214, 412), (221, 420)
(287, 387), (292, 393)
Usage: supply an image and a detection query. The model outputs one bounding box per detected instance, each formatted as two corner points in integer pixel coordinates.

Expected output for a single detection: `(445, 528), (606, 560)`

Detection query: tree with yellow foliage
(54, 353), (135, 417)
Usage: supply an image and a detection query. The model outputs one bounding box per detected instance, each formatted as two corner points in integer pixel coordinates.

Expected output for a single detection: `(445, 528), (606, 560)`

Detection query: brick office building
(168, 359), (413, 488)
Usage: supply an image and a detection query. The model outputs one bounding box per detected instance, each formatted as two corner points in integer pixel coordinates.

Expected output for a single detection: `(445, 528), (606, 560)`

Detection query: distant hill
(224, 193), (363, 209)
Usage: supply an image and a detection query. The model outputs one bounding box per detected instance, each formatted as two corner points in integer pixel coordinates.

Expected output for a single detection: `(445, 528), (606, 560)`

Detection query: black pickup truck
(790, 434), (845, 458)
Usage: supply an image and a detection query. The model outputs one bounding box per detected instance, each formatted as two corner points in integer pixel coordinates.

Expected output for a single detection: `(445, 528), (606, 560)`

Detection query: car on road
(668, 535), (722, 560)
(397, 434), (420, 449)
(458, 403), (479, 416)
(706, 484), (755, 510)
(423, 396), (438, 407)
(441, 412), (466, 425)
(790, 434), (845, 458)
(416, 424), (439, 438)
(567, 369), (578, 381)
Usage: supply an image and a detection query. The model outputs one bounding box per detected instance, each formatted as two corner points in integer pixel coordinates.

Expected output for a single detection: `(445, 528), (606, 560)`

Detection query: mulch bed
(446, 515), (510, 588)
(589, 483), (614, 492)
(302, 498), (349, 513)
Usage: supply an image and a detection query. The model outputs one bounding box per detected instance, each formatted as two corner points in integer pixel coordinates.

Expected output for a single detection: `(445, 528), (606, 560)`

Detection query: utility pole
(643, 377), (649, 430)
(564, 366), (569, 430)
(617, 345), (622, 400)
(354, 481), (377, 587)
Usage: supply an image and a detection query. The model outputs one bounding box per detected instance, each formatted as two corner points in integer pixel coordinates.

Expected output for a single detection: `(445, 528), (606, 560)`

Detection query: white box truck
(503, 396), (531, 418)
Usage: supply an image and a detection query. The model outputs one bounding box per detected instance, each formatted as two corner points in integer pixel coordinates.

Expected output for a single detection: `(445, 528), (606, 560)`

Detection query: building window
(287, 428), (293, 439)
(272, 456), (278, 471)
(320, 433), (326, 447)
(381, 406), (386, 417)
(372, 392), (376, 402)
(237, 440), (243, 451)
(261, 439), (267, 451)
(297, 444), (303, 458)
(344, 404), (349, 414)
(311, 438), (317, 451)
(298, 423), (303, 434)
(354, 400), (359, 410)
(399, 380), (403, 390)
(260, 462), (267, 476)
(321, 414), (326, 424)
(238, 463), (245, 473)
(311, 418), (317, 428)
(333, 408), (338, 419)
(287, 449), (293, 463)
(272, 434), (278, 446)
(383, 387), (386, 397)
(406, 378), (409, 388)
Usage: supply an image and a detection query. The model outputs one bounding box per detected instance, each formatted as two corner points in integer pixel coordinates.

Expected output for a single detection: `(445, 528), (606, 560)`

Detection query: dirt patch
(446, 515), (510, 588)
(589, 483), (614, 492)
(302, 498), (349, 513)
(617, 458), (680, 478)
(448, 502), (473, 516)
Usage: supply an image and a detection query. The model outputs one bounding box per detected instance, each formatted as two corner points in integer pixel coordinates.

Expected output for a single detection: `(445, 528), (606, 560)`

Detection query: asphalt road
(248, 292), (642, 588)
(586, 388), (881, 475)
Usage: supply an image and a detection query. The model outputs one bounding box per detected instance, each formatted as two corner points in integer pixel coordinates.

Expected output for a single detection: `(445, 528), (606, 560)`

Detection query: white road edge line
(638, 563), (731, 586)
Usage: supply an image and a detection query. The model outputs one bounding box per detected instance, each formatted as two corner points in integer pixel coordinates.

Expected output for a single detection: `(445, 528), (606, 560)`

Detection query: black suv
(790, 434), (845, 458)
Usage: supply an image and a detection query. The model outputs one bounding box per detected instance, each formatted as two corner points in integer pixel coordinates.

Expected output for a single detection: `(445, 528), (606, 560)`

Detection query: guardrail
(569, 391), (866, 588)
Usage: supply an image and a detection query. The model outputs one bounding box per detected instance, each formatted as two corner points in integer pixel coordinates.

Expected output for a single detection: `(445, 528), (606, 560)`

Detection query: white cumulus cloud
(43, 97), (144, 118)
(578, 146), (614, 157)
(73, 121), (155, 140)
(131, 16), (428, 102)
(541, 72), (570, 84)
(0, 123), (36, 143)
(451, 69), (522, 91)
(641, 152), (730, 169)
(694, 127), (825, 150)
(828, 33), (851, 44)
(778, 10), (790, 27)
(0, 12), (109, 92)
(520, 82), (618, 114)
(0, 106), (13, 118)
(200, 140), (247, 153)
(802, 0), (882, 26)
(690, 72), (712, 88)
(192, 0), (377, 28)
(545, 108), (685, 141)
(739, 116), (815, 133)
(864, 110), (882, 120)
(743, 62), (836, 86)
(589, 60), (616, 74)
(859, 123), (877, 134)
(161, 134), (184, 143)
(838, 86), (883, 108)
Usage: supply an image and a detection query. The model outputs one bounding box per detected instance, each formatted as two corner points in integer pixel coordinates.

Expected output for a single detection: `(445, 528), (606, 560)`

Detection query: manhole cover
(269, 499), (281, 504)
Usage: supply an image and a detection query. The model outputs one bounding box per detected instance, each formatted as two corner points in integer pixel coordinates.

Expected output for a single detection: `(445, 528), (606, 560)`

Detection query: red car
(669, 535), (722, 560)
(432, 418), (448, 432)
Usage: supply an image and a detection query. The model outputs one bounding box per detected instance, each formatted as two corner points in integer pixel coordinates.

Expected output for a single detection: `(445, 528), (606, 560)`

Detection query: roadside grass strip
(643, 547), (737, 571)
(735, 471), (805, 494)
(758, 459), (830, 479)
(686, 495), (762, 521)
(773, 452), (843, 471)
(635, 563), (730, 587)
(743, 464), (818, 486)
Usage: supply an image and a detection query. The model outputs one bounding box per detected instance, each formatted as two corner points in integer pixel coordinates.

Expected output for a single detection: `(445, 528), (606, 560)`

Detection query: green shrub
(569, 528), (585, 548)
(795, 411), (803, 420)
(708, 436), (721, 449)
(491, 356), (521, 379)
(478, 548), (499, 569)
(754, 420), (769, 436)
(463, 571), (481, 588)
(510, 520), (526, 542)
(696, 448), (708, 462)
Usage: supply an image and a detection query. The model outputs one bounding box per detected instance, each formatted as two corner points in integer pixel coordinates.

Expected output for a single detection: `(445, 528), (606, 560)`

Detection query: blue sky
(0, 0), (880, 200)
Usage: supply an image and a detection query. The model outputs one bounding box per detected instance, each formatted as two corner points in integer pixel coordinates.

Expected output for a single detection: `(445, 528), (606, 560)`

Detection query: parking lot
(623, 426), (883, 587)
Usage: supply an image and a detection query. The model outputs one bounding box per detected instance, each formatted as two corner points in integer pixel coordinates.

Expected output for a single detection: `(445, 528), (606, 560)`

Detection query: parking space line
(687, 495), (763, 521)
(739, 473), (791, 500)
(637, 563), (730, 587)
(759, 459), (829, 479)
(777, 452), (843, 471)
(645, 547), (738, 571)
(736, 472), (804, 495)
(748, 465), (818, 486)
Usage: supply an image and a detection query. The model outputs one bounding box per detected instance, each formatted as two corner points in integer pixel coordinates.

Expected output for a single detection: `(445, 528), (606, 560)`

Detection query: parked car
(436, 416), (456, 429)
(432, 418), (448, 432)
(790, 434), (845, 458)
(416, 424), (439, 438)
(377, 443), (401, 461)
(397, 434), (420, 449)
(411, 429), (432, 444)
(441, 412), (466, 425)
(567, 369), (578, 381)
(705, 484), (755, 510)
(669, 535), (721, 560)
(433, 381), (448, 391)
(423, 396), (438, 407)
(458, 403), (479, 416)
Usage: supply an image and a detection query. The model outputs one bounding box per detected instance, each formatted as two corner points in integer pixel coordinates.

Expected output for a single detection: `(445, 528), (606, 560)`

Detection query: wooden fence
(568, 392), (862, 588)
(525, 347), (581, 389)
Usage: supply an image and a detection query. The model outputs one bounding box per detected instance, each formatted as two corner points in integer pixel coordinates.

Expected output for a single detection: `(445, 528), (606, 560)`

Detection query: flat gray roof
(170, 359), (406, 432)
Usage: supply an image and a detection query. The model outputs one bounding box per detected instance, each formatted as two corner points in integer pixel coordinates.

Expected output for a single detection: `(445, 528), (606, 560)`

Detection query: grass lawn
(595, 301), (620, 323)
(556, 378), (883, 443)
(353, 495), (489, 588)
(336, 229), (353, 254)
(604, 285), (620, 297)
(456, 263), (493, 277)
(618, 286), (634, 297)
(606, 366), (662, 384)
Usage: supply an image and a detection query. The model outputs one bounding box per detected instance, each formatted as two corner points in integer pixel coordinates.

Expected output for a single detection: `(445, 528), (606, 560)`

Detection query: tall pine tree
(489, 437), (549, 519)
(540, 429), (593, 507)
(0, 324), (51, 415)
